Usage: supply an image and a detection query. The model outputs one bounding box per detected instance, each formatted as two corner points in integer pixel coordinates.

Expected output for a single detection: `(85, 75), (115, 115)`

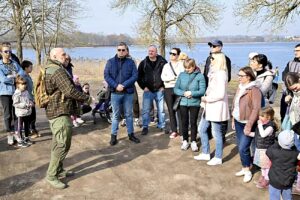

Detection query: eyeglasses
(117, 49), (126, 52)
(237, 74), (248, 78)
(2, 50), (12, 54)
(210, 45), (219, 48)
(169, 52), (177, 56)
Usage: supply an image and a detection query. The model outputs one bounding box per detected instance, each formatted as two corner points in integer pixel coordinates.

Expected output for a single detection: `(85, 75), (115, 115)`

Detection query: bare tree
(111, 0), (220, 57)
(235, 0), (300, 30)
(0, 0), (30, 61)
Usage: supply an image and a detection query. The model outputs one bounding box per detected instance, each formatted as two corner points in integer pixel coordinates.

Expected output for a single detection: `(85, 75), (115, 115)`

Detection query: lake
(22, 42), (299, 79)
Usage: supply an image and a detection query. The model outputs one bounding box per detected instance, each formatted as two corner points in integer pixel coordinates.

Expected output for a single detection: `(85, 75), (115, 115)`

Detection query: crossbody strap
(169, 62), (177, 76)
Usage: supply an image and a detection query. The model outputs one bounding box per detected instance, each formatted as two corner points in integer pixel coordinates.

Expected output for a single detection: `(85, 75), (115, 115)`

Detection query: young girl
(81, 83), (93, 115)
(250, 106), (278, 189)
(71, 75), (84, 127)
(12, 75), (33, 147)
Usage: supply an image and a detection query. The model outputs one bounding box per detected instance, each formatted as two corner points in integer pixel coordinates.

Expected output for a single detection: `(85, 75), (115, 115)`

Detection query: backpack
(34, 65), (59, 108)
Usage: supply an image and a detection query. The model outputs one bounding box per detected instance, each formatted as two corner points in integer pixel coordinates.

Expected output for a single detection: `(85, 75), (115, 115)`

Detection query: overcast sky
(76, 0), (300, 36)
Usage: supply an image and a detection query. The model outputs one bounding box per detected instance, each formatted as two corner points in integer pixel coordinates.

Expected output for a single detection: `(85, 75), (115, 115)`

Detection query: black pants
(164, 88), (179, 133)
(133, 86), (139, 118)
(180, 106), (200, 142)
(280, 92), (288, 122)
(0, 95), (15, 132)
(15, 115), (30, 139)
(29, 106), (36, 130)
(82, 105), (92, 115)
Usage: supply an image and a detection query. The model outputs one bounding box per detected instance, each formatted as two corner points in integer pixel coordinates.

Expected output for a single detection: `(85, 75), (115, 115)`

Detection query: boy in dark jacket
(266, 130), (300, 199)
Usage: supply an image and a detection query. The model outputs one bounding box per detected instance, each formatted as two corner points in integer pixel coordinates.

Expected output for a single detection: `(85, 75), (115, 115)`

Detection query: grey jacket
(13, 89), (32, 117)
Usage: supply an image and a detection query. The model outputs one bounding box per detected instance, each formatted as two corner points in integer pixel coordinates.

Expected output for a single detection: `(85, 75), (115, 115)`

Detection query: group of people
(1, 40), (300, 200)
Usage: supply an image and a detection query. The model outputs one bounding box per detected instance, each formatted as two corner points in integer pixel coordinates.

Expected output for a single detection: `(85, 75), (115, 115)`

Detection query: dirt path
(0, 82), (298, 200)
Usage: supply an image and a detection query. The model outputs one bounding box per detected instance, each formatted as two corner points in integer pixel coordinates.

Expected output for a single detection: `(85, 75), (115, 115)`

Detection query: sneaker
(24, 137), (33, 145)
(207, 157), (222, 166)
(76, 118), (84, 124)
(13, 132), (22, 143)
(7, 134), (14, 145)
(17, 141), (30, 148)
(46, 178), (66, 189)
(194, 153), (210, 161)
(181, 140), (189, 150)
(134, 118), (140, 127)
(141, 128), (148, 135)
(235, 169), (246, 177)
(243, 171), (252, 183)
(73, 120), (79, 127)
(169, 132), (178, 139)
(190, 141), (198, 152)
(30, 130), (39, 139)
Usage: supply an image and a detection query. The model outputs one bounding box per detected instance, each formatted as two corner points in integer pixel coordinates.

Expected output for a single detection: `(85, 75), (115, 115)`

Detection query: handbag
(173, 74), (197, 111)
(282, 106), (292, 131)
(173, 96), (181, 111)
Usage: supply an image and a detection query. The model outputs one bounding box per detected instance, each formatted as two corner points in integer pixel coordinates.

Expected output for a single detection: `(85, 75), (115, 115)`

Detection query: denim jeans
(199, 116), (223, 159)
(269, 184), (292, 200)
(142, 90), (165, 129)
(234, 119), (253, 167)
(111, 93), (134, 135)
(295, 134), (300, 151)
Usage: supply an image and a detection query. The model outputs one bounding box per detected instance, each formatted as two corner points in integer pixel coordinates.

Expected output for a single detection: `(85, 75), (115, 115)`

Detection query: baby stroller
(92, 81), (112, 124)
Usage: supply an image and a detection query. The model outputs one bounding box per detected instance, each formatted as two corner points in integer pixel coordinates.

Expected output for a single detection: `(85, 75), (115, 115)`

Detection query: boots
(110, 134), (117, 146)
(128, 133), (140, 143)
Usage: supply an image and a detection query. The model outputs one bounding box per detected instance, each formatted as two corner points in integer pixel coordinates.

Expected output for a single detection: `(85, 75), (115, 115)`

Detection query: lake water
(22, 42), (299, 79)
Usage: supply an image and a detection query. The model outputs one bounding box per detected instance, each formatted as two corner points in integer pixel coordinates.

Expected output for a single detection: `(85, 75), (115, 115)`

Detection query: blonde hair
(211, 53), (226, 71)
(259, 106), (279, 132)
(184, 58), (196, 69)
(178, 52), (188, 61)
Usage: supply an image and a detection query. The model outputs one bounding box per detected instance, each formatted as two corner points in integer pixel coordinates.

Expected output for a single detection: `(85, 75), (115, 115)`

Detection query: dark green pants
(46, 116), (72, 180)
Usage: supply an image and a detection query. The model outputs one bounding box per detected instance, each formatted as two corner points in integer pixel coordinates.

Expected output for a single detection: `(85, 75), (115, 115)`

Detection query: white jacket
(13, 89), (32, 117)
(161, 61), (185, 88)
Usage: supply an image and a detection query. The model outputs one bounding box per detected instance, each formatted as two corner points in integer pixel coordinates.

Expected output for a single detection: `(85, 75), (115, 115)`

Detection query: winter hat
(278, 130), (295, 149)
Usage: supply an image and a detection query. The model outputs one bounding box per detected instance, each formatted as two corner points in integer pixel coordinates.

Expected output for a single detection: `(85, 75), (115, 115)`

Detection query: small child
(92, 81), (111, 124)
(81, 83), (92, 115)
(266, 130), (300, 200)
(71, 75), (84, 127)
(21, 60), (41, 138)
(12, 75), (33, 147)
(251, 106), (278, 189)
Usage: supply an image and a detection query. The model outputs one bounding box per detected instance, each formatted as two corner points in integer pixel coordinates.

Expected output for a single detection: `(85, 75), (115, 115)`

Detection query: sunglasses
(210, 45), (219, 48)
(2, 50), (12, 54)
(117, 49), (126, 52)
(237, 74), (248, 78)
(169, 52), (177, 56)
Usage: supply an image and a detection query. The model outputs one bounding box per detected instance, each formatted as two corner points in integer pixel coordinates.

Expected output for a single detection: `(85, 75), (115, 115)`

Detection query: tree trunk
(159, 20), (166, 57)
(15, 27), (23, 62)
(35, 49), (42, 66)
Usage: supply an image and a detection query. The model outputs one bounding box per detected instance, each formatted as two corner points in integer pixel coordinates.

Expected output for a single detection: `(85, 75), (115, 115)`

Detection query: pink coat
(204, 70), (230, 122)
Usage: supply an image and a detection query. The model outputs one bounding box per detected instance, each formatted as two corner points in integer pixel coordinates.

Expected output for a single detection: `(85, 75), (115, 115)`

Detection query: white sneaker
(194, 153), (211, 161)
(73, 121), (79, 127)
(235, 169), (246, 177)
(190, 141), (198, 152)
(181, 140), (189, 150)
(76, 118), (84, 124)
(243, 171), (252, 183)
(13, 132), (22, 143)
(7, 134), (14, 145)
(207, 157), (222, 166)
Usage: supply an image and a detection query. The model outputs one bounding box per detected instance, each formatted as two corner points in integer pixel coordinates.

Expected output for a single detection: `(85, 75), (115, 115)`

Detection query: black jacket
(137, 55), (167, 92)
(266, 142), (299, 190)
(255, 121), (276, 149)
(203, 54), (231, 87)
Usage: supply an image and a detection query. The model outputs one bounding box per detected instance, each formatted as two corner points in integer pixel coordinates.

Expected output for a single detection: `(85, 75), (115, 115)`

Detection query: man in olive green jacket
(45, 48), (90, 189)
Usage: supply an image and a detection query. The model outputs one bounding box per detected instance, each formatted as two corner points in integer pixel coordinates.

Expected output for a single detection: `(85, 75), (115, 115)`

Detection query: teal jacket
(174, 68), (206, 107)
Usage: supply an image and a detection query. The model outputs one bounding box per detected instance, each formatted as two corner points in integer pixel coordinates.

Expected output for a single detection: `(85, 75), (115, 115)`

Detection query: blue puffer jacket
(0, 60), (25, 96)
(174, 68), (206, 107)
(104, 55), (138, 94)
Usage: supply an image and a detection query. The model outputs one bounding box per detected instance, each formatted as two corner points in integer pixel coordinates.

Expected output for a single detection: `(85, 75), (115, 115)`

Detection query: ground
(0, 78), (299, 200)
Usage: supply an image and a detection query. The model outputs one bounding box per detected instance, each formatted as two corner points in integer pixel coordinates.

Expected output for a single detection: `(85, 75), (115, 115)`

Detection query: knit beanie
(278, 130), (294, 149)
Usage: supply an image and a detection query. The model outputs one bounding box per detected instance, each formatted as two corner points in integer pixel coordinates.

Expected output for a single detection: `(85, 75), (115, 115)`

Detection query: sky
(76, 0), (300, 37)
